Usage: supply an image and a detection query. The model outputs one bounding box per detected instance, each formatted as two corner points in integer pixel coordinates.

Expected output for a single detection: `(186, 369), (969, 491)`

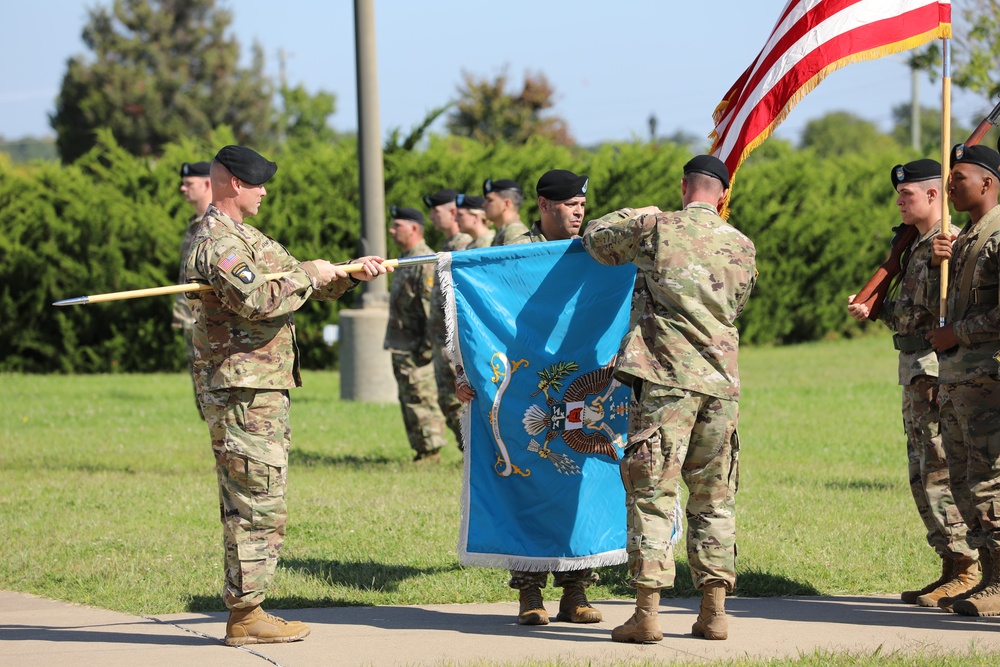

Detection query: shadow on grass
(824, 478), (899, 492)
(289, 449), (401, 468)
(600, 562), (820, 598)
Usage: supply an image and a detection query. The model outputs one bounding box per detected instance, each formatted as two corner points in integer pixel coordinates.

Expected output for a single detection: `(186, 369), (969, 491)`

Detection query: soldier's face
(456, 208), (481, 234)
(483, 192), (505, 222)
(429, 203), (457, 231)
(540, 196), (586, 240)
(895, 183), (933, 225)
(948, 164), (989, 213)
(180, 176), (210, 205)
(237, 181), (266, 218)
(389, 219), (419, 249)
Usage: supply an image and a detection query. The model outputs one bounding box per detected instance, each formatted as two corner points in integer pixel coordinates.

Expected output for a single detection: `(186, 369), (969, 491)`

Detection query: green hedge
(0, 131), (917, 373)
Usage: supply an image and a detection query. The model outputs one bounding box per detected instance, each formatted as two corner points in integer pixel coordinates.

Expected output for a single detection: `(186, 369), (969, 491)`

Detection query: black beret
(422, 189), (458, 208)
(683, 155), (730, 189)
(890, 158), (941, 188)
(483, 178), (522, 196)
(536, 169), (589, 201)
(950, 143), (1000, 180)
(214, 145), (277, 186)
(456, 194), (485, 209)
(180, 161), (211, 178)
(390, 205), (425, 224)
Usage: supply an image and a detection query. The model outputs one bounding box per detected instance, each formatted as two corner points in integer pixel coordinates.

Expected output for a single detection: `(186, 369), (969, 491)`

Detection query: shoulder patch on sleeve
(230, 261), (256, 284)
(218, 251), (241, 272)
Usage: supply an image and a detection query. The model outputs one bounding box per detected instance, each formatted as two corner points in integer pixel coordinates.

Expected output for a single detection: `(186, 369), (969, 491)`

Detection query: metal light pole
(339, 0), (396, 402)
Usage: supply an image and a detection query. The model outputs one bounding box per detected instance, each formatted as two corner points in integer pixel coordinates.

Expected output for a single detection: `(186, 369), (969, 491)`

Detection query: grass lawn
(2, 333), (988, 665)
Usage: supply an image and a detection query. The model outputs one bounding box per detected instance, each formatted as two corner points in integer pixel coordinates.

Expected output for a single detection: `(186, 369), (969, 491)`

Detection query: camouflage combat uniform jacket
(186, 204), (357, 393)
(491, 219), (530, 247)
(939, 205), (1000, 384)
(384, 239), (436, 361)
(505, 221), (552, 245)
(440, 231), (472, 253)
(582, 203), (757, 401)
(171, 212), (204, 330)
(467, 230), (496, 249)
(878, 223), (943, 386)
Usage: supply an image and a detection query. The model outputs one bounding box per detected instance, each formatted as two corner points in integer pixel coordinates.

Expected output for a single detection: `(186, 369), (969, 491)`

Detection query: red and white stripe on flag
(710, 0), (951, 187)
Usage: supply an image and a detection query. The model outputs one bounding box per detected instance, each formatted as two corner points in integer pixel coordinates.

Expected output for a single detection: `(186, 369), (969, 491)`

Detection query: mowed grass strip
(0, 333), (931, 616)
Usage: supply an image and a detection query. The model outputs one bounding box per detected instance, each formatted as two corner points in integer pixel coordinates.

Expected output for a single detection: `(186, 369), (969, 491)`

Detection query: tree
(799, 111), (898, 157)
(279, 84), (338, 145)
(0, 135), (58, 163)
(446, 69), (573, 146)
(51, 0), (276, 163)
(890, 103), (976, 155)
(950, 0), (1000, 99)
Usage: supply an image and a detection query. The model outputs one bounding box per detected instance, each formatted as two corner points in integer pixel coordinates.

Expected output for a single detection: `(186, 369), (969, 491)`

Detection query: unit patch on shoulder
(231, 262), (256, 284)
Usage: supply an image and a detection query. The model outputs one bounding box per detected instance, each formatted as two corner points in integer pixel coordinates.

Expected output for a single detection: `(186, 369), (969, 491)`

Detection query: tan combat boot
(939, 549), (989, 611)
(225, 606), (311, 646)
(953, 548), (1000, 617)
(517, 586), (549, 625)
(611, 587), (662, 643)
(901, 556), (953, 604)
(691, 582), (728, 640)
(556, 582), (602, 623)
(914, 554), (979, 608)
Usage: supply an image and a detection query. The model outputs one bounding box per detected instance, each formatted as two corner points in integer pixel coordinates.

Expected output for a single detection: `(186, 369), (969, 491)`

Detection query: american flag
(711, 0), (951, 197)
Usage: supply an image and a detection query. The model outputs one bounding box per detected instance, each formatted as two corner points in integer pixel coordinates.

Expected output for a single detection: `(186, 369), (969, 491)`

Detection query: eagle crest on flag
(520, 361), (627, 474)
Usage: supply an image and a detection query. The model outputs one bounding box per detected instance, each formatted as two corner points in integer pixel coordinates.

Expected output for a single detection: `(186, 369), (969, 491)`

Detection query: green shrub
(0, 131), (920, 372)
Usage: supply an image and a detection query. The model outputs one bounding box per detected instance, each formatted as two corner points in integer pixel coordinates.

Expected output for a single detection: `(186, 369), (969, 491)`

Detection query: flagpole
(940, 37), (952, 328)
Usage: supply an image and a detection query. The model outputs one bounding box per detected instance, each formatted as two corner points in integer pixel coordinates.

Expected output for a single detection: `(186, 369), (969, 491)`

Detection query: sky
(0, 0), (986, 148)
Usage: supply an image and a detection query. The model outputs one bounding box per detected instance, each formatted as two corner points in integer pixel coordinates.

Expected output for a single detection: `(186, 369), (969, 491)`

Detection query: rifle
(850, 98), (1000, 321)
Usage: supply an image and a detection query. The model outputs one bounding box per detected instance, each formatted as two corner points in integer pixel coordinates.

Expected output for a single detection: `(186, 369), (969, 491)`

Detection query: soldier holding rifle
(848, 160), (977, 607)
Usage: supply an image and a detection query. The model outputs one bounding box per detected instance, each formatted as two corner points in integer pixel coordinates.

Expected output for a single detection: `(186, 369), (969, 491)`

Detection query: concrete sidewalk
(2, 590), (999, 666)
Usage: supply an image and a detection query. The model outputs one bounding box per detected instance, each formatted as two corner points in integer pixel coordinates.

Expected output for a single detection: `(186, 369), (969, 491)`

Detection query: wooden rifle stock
(851, 97), (1000, 321)
(850, 225), (918, 321)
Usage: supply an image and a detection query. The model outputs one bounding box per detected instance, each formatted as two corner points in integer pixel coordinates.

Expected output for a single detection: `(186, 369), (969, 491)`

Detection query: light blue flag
(440, 239), (635, 571)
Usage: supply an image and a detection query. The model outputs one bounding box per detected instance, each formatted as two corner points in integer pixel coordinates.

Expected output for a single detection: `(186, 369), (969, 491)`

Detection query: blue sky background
(0, 0), (985, 147)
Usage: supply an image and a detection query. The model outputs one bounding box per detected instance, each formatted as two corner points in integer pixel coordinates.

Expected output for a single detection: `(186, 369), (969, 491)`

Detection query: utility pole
(339, 0), (396, 402)
(911, 65), (920, 151)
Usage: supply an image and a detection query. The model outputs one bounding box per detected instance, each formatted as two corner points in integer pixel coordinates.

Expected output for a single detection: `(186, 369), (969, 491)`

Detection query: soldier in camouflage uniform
(582, 155), (756, 643)
(848, 159), (976, 607)
(186, 145), (388, 646)
(455, 194), (495, 249)
(385, 206), (449, 462)
(928, 143), (1000, 617)
(171, 160), (212, 419)
(424, 190), (471, 449)
(462, 170), (603, 626)
(483, 178), (529, 247)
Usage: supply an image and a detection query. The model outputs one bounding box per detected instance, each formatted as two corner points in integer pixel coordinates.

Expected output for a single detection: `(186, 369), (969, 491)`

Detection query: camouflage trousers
(391, 351), (447, 455)
(201, 387), (290, 610)
(508, 569), (599, 589)
(902, 375), (972, 558)
(181, 324), (204, 420)
(939, 377), (1000, 551)
(622, 382), (739, 592)
(433, 345), (465, 448)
